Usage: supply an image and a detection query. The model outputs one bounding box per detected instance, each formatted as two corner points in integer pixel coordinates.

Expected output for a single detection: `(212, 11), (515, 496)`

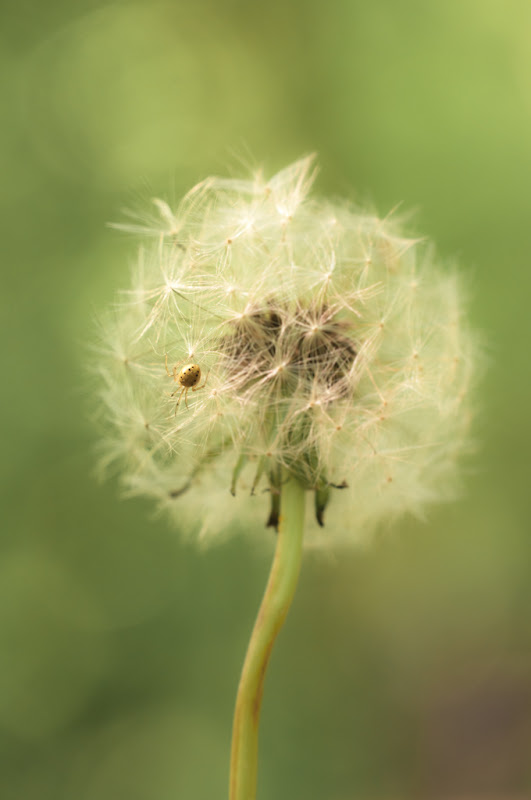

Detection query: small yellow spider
(165, 354), (209, 413)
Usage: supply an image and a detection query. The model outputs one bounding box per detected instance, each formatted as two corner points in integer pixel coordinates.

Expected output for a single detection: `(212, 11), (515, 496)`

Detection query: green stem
(229, 476), (306, 800)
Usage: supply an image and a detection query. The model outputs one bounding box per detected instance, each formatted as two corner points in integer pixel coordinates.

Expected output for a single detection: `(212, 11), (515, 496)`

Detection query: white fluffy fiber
(95, 157), (477, 547)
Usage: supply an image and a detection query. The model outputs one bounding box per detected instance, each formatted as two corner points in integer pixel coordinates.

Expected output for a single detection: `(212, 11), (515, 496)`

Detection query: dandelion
(94, 156), (478, 799)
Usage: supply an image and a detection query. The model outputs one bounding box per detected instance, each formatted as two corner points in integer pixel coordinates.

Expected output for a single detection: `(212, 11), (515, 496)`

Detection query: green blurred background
(1, 1), (530, 798)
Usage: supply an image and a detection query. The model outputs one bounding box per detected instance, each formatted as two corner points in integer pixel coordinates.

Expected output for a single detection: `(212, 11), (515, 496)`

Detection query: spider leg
(174, 387), (185, 415)
(165, 354), (180, 382)
(184, 388), (190, 410)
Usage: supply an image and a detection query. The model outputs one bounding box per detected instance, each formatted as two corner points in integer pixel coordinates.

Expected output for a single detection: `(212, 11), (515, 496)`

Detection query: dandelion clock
(94, 157), (478, 800)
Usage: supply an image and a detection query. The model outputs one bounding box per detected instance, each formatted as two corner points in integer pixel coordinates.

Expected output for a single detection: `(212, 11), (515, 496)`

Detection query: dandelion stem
(229, 475), (306, 800)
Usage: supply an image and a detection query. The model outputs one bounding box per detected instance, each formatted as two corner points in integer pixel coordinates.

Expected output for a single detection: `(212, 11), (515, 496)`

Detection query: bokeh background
(1, 1), (531, 798)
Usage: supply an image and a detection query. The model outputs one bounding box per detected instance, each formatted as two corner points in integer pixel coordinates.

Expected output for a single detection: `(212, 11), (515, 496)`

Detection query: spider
(165, 354), (209, 413)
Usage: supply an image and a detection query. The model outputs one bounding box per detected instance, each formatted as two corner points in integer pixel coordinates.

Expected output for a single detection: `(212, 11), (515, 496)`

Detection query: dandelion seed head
(95, 156), (479, 547)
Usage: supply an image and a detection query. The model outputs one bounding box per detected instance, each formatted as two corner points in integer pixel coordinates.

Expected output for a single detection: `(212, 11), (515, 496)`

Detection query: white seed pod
(95, 157), (479, 547)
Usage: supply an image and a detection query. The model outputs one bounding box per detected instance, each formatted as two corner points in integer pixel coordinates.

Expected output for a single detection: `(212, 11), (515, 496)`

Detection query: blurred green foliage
(1, 1), (531, 798)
